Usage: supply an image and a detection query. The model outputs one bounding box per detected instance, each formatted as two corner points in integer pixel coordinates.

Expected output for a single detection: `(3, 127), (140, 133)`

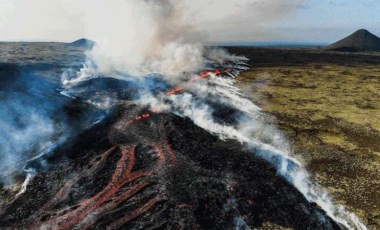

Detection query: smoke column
(81, 0), (204, 77)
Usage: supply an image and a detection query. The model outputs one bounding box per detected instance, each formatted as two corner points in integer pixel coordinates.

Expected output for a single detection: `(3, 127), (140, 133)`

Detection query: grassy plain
(230, 47), (380, 229)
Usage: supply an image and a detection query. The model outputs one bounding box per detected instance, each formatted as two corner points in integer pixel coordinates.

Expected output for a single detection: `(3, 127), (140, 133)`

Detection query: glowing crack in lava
(166, 69), (232, 95)
(34, 143), (176, 229)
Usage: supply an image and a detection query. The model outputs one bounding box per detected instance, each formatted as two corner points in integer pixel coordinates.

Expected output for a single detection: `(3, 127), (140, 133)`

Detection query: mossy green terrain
(232, 47), (380, 229)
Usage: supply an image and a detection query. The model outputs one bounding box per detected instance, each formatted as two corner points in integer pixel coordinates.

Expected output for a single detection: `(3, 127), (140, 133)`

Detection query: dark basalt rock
(0, 105), (342, 229)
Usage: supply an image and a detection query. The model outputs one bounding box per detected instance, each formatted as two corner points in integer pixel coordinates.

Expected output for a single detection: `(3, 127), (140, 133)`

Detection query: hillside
(326, 29), (380, 52)
(68, 38), (95, 48)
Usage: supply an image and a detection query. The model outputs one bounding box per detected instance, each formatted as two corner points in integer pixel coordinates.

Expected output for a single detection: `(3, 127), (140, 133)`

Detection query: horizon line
(0, 39), (330, 46)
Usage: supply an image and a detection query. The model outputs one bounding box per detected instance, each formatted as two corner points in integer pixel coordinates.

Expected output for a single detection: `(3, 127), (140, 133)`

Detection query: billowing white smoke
(84, 0), (204, 77)
(61, 1), (366, 230)
(63, 0), (206, 87)
(61, 0), (304, 83)
(0, 97), (54, 184)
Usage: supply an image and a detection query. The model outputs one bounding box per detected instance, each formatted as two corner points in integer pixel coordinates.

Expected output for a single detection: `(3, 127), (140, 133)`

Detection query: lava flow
(167, 68), (232, 95)
(32, 141), (176, 229)
(16, 99), (178, 229)
(124, 69), (232, 127)
(31, 69), (232, 229)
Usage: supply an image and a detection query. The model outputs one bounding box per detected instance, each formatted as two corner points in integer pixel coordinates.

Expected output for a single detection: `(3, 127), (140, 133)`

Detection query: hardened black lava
(0, 104), (342, 229)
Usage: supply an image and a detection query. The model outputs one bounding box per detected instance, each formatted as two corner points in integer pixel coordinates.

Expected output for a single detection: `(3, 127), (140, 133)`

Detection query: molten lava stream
(35, 139), (177, 229)
(166, 68), (232, 95)
(37, 146), (148, 229)
(108, 195), (163, 229)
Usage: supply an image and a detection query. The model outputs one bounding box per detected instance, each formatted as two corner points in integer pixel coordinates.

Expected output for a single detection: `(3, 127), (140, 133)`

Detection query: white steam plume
(0, 102), (54, 184)
(83, 0), (204, 77)
(62, 0), (303, 81)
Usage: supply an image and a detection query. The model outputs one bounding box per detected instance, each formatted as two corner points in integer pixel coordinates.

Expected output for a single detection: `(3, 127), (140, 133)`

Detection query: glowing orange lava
(167, 69), (232, 95)
(35, 142), (176, 229)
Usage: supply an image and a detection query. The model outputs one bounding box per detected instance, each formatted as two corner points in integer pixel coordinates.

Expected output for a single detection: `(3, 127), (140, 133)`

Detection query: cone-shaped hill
(326, 29), (380, 52)
(67, 38), (95, 48)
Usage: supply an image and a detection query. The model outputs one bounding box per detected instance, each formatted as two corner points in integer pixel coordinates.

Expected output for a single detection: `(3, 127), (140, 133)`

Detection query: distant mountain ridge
(326, 29), (380, 52)
(68, 38), (95, 48)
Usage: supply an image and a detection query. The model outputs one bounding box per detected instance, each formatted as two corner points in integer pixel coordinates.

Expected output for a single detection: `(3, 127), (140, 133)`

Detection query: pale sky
(0, 0), (379, 43)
